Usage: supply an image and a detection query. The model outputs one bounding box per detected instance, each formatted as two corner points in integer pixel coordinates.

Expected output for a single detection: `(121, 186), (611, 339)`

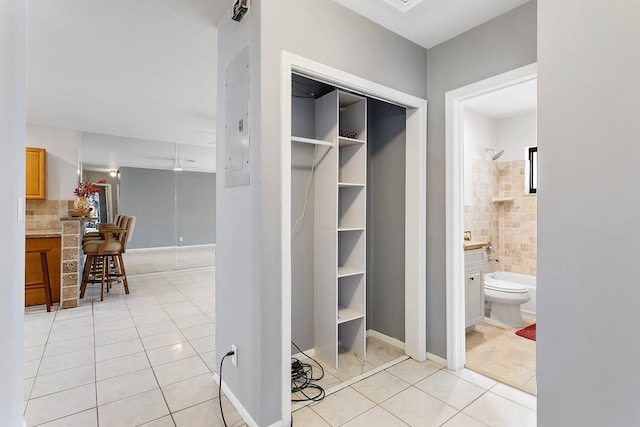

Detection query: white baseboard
(291, 347), (315, 360)
(127, 243), (216, 253)
(367, 329), (406, 351)
(213, 372), (260, 427)
(426, 352), (447, 367)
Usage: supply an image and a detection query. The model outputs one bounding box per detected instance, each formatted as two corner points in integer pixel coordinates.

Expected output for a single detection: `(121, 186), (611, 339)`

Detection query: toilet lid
(485, 279), (528, 293)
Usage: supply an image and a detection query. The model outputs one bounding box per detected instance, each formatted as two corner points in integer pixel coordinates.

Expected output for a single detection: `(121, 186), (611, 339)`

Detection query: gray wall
(367, 99), (406, 341)
(216, 0), (428, 424)
(119, 167), (216, 249)
(425, 0), (537, 358)
(177, 171), (216, 246)
(538, 0), (640, 424)
(260, 2), (427, 424)
(0, 0), (26, 424)
(291, 97), (316, 352)
(216, 4), (263, 424)
(120, 167), (176, 248)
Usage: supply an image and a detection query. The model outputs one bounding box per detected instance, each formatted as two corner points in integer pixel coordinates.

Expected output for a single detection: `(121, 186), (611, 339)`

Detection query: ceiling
(81, 132), (216, 173)
(463, 79), (537, 119)
(26, 0), (531, 171)
(27, 0), (228, 147)
(333, 0), (529, 49)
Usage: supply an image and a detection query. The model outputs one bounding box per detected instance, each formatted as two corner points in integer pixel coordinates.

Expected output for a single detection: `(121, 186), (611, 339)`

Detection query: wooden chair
(25, 248), (52, 312)
(80, 215), (135, 301)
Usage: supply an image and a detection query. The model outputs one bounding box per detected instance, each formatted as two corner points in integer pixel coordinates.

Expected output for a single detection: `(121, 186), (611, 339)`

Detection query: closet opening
(281, 52), (427, 424)
(290, 73), (408, 399)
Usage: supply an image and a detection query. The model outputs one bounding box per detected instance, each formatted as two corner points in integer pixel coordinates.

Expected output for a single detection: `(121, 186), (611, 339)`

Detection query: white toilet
(484, 273), (531, 328)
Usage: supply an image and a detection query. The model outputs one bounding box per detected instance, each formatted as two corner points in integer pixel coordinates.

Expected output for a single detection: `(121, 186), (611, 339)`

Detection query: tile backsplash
(25, 200), (74, 230)
(465, 159), (537, 276)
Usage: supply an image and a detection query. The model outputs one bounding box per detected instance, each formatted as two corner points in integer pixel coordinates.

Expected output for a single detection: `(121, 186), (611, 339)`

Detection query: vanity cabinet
(464, 248), (486, 328)
(26, 147), (46, 200)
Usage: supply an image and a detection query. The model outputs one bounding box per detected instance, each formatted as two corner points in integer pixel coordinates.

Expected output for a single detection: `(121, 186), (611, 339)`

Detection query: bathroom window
(527, 146), (537, 194)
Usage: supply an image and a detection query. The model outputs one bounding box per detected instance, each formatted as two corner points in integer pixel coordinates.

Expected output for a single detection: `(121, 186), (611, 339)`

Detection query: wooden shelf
(291, 136), (333, 146)
(337, 307), (365, 324)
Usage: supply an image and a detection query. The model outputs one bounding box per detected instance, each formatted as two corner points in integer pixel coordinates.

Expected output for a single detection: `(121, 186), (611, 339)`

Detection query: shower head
(485, 147), (504, 161)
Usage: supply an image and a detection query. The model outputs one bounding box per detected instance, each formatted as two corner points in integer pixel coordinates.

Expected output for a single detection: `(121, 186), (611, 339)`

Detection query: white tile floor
(23, 269), (239, 427)
(23, 250), (537, 426)
(293, 357), (536, 426)
(122, 246), (216, 276)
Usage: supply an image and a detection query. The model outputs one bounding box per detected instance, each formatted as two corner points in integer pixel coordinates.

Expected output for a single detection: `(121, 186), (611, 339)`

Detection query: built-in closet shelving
(291, 89), (367, 369)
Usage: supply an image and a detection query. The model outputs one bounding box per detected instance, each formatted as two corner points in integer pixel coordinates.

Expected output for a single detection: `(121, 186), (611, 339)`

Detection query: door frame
(444, 63), (537, 370)
(280, 51), (428, 424)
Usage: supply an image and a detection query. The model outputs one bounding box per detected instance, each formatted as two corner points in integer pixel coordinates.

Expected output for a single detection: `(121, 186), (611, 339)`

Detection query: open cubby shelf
(296, 89), (367, 369)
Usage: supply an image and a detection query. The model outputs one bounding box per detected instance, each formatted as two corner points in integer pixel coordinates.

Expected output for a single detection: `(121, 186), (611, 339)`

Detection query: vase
(73, 197), (91, 215)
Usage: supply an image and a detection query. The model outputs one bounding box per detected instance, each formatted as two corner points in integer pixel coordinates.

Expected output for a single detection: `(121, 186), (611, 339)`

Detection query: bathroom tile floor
(465, 319), (537, 396)
(23, 263), (536, 426)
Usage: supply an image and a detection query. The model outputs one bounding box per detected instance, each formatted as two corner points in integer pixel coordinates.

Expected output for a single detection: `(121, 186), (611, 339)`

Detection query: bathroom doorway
(445, 64), (538, 395)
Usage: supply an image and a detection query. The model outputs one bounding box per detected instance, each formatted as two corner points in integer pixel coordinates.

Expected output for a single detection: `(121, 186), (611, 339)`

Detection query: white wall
(538, 0), (640, 425)
(495, 111), (536, 161)
(463, 110), (497, 204)
(0, 0), (26, 425)
(26, 125), (80, 200)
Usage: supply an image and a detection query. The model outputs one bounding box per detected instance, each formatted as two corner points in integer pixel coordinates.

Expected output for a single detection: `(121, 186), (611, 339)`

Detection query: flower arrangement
(73, 181), (99, 198)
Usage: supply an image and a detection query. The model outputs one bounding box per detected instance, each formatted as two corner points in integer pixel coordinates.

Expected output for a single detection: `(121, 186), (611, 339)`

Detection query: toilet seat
(485, 279), (528, 294)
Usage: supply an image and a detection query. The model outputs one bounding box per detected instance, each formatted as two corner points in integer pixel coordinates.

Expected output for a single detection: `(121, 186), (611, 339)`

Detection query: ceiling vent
(382, 0), (425, 12)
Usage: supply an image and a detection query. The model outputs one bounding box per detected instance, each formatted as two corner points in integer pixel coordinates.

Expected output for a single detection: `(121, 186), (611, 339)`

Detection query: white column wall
(0, 0), (27, 425)
(538, 0), (640, 424)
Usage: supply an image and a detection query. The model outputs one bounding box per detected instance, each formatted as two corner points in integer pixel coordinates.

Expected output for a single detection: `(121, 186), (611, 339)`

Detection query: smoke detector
(382, 0), (424, 12)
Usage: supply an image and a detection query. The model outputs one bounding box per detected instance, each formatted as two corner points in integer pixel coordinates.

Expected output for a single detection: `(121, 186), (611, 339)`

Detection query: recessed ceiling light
(382, 0), (424, 12)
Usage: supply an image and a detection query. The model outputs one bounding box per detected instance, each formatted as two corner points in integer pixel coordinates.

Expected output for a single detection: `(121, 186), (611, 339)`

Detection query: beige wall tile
(465, 160), (536, 275)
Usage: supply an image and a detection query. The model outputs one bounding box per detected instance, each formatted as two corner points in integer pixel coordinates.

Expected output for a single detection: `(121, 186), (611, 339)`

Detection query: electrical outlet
(231, 344), (238, 366)
(179, 237), (183, 242)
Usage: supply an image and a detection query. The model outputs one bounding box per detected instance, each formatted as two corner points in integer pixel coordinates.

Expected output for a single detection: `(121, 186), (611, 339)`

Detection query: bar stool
(25, 248), (53, 312)
(83, 214), (124, 243)
(80, 215), (135, 301)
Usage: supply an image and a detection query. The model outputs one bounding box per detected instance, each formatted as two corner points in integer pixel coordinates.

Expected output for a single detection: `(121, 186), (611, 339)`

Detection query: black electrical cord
(290, 341), (325, 402)
(219, 350), (235, 427)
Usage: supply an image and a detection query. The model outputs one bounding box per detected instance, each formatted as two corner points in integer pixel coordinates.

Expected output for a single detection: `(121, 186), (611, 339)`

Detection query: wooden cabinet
(25, 237), (61, 306)
(26, 147), (46, 200)
(465, 248), (486, 328)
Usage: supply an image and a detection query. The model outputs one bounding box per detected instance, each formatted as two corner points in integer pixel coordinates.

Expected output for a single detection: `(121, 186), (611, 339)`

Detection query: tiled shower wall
(464, 159), (498, 244)
(25, 200), (73, 230)
(465, 159), (537, 275)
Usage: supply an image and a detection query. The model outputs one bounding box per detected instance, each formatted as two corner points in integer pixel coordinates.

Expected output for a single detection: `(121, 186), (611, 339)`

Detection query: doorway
(445, 63), (537, 393)
(281, 52), (427, 424)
